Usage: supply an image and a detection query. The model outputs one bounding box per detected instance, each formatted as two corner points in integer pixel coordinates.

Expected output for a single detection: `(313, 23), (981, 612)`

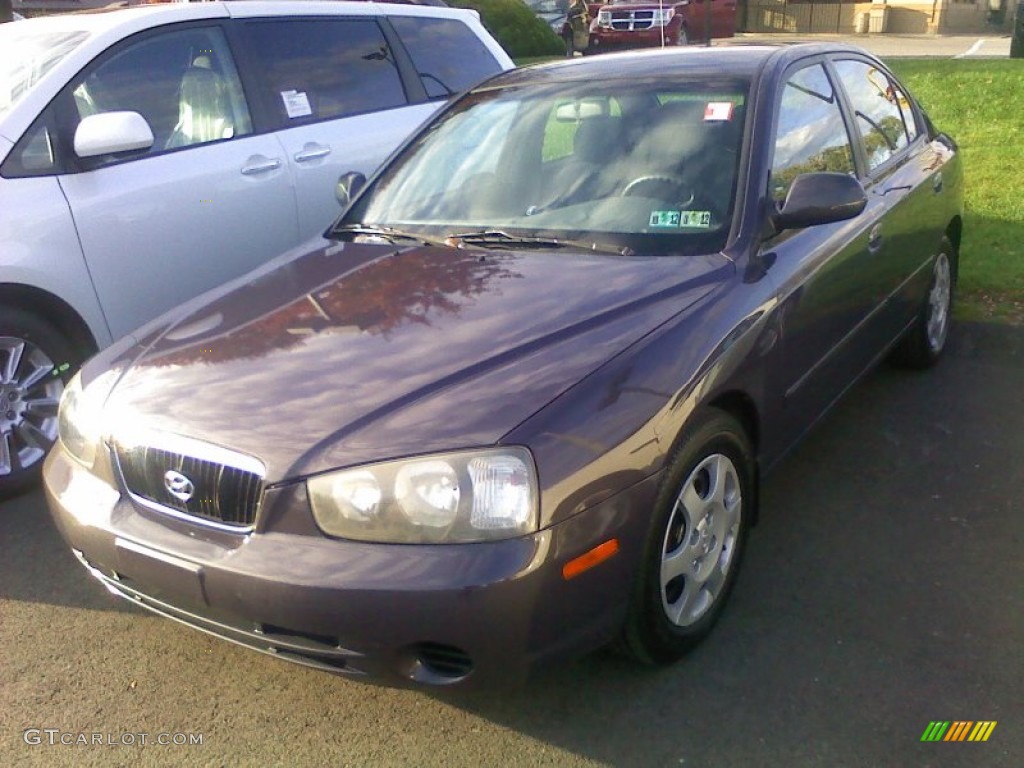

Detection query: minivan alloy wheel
(0, 336), (64, 481)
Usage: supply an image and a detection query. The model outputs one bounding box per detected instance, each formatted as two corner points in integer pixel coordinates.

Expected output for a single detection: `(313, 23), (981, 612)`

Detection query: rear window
(389, 16), (504, 99)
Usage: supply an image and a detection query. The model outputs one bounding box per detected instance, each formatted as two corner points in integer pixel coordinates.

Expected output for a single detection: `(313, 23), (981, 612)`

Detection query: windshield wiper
(328, 224), (450, 248)
(447, 230), (633, 257)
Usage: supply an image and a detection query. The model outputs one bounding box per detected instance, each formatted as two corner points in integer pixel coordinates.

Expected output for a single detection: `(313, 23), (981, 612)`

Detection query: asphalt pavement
(2, 320), (1023, 767)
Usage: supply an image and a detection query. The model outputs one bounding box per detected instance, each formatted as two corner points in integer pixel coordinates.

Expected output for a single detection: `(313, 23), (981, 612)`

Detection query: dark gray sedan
(43, 44), (962, 688)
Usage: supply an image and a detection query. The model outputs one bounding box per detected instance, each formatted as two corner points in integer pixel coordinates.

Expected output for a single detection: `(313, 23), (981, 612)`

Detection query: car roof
(496, 43), (878, 87)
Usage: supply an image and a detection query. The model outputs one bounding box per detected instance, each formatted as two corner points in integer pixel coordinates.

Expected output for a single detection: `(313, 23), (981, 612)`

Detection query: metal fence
(741, 0), (860, 33)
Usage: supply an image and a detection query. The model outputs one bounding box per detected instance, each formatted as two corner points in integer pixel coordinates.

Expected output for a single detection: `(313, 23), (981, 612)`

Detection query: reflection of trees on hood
(155, 248), (523, 366)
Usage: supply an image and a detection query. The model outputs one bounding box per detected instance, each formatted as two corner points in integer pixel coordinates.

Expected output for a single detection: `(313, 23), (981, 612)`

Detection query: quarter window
(771, 63), (855, 201)
(833, 59), (912, 172)
(69, 27), (251, 161)
(389, 17), (504, 99)
(243, 20), (408, 125)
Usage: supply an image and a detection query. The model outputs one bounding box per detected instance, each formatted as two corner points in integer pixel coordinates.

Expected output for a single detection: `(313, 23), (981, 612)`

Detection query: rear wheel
(0, 309), (81, 499)
(621, 410), (753, 664)
(890, 236), (955, 369)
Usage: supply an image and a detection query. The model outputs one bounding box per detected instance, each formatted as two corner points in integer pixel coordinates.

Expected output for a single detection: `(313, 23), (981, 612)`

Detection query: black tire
(890, 236), (956, 369)
(0, 308), (82, 499)
(621, 410), (754, 665)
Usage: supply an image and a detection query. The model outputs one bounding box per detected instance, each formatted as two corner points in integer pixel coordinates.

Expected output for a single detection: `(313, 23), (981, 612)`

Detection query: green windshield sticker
(680, 210), (712, 228)
(650, 210), (712, 229)
(649, 211), (681, 228)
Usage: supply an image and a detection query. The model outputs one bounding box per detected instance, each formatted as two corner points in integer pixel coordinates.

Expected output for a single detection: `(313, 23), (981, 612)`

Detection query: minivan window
(389, 16), (504, 99)
(244, 19), (408, 125)
(70, 27), (252, 161)
(0, 29), (88, 119)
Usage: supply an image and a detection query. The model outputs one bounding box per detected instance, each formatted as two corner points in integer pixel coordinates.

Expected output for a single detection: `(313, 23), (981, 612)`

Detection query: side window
(70, 27), (252, 161)
(243, 19), (408, 125)
(833, 59), (911, 172)
(389, 17), (504, 99)
(771, 63), (855, 202)
(1, 120), (57, 177)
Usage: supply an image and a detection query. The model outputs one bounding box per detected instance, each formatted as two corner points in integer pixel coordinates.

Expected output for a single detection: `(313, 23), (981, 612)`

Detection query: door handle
(294, 144), (332, 163)
(932, 172), (943, 193)
(241, 157), (282, 175)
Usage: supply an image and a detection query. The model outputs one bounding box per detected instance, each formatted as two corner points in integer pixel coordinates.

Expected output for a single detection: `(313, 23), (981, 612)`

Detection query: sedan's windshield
(341, 76), (749, 255)
(0, 28), (89, 119)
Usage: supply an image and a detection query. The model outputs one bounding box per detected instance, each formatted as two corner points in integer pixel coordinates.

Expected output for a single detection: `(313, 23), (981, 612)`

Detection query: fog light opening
(405, 642), (474, 684)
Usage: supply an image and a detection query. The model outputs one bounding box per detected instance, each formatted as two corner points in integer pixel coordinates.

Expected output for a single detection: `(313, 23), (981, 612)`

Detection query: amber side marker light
(562, 539), (620, 580)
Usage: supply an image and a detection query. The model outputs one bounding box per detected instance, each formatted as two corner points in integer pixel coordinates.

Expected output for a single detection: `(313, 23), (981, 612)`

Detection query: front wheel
(620, 410), (754, 664)
(890, 236), (955, 369)
(0, 308), (81, 499)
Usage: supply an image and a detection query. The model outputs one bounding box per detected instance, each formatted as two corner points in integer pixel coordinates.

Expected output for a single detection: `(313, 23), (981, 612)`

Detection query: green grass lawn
(888, 59), (1024, 324)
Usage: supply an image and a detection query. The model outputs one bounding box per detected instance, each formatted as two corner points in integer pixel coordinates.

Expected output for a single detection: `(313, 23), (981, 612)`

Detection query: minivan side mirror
(335, 171), (367, 208)
(772, 172), (867, 232)
(74, 111), (155, 158)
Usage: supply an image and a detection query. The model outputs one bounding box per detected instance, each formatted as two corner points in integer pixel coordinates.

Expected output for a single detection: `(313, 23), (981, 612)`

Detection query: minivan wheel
(0, 309), (79, 499)
(891, 236), (955, 369)
(676, 26), (689, 46)
(621, 410), (753, 665)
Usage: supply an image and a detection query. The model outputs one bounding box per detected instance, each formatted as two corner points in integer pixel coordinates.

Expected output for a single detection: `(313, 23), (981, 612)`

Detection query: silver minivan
(0, 1), (512, 495)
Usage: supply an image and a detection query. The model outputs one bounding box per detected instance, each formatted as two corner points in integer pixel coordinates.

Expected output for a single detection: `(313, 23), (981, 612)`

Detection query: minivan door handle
(294, 144), (332, 163)
(241, 156), (282, 175)
(932, 172), (943, 193)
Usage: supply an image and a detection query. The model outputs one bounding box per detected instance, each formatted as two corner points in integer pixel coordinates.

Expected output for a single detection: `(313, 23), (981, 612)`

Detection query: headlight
(308, 447), (538, 544)
(57, 370), (118, 468)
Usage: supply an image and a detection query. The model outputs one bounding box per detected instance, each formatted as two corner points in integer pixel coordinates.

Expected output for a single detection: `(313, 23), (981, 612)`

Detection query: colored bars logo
(921, 721), (997, 742)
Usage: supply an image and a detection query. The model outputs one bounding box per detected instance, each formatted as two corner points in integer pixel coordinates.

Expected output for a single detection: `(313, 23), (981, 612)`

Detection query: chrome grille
(114, 436), (265, 530)
(610, 11), (655, 30)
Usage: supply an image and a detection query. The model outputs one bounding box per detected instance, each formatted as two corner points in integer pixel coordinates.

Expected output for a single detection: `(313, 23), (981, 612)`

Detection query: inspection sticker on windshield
(281, 89), (312, 119)
(650, 210), (712, 229)
(704, 102), (735, 121)
(650, 210), (681, 228)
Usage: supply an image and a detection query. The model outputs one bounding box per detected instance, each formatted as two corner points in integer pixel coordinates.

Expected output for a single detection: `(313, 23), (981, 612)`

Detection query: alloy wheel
(926, 252), (952, 354)
(659, 453), (742, 627)
(0, 337), (64, 477)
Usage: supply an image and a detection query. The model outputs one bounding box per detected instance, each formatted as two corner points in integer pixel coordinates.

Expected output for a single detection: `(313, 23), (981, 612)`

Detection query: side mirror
(772, 172), (867, 232)
(74, 111), (154, 158)
(335, 171), (367, 208)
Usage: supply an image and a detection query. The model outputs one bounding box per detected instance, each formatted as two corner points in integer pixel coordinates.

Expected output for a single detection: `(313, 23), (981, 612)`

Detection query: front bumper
(589, 28), (679, 50)
(43, 444), (659, 688)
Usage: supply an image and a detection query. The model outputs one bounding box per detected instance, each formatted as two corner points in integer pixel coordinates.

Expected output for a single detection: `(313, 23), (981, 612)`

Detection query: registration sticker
(704, 102), (735, 122)
(650, 210), (681, 228)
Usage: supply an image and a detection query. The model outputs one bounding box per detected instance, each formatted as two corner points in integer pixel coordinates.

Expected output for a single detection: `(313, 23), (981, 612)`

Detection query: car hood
(103, 240), (731, 484)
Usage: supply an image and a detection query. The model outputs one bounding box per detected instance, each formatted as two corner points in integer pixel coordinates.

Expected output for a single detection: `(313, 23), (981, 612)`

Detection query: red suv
(564, 0), (736, 54)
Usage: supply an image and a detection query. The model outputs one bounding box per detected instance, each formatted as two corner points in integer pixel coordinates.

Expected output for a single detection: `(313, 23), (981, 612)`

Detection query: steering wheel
(620, 175), (695, 207)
